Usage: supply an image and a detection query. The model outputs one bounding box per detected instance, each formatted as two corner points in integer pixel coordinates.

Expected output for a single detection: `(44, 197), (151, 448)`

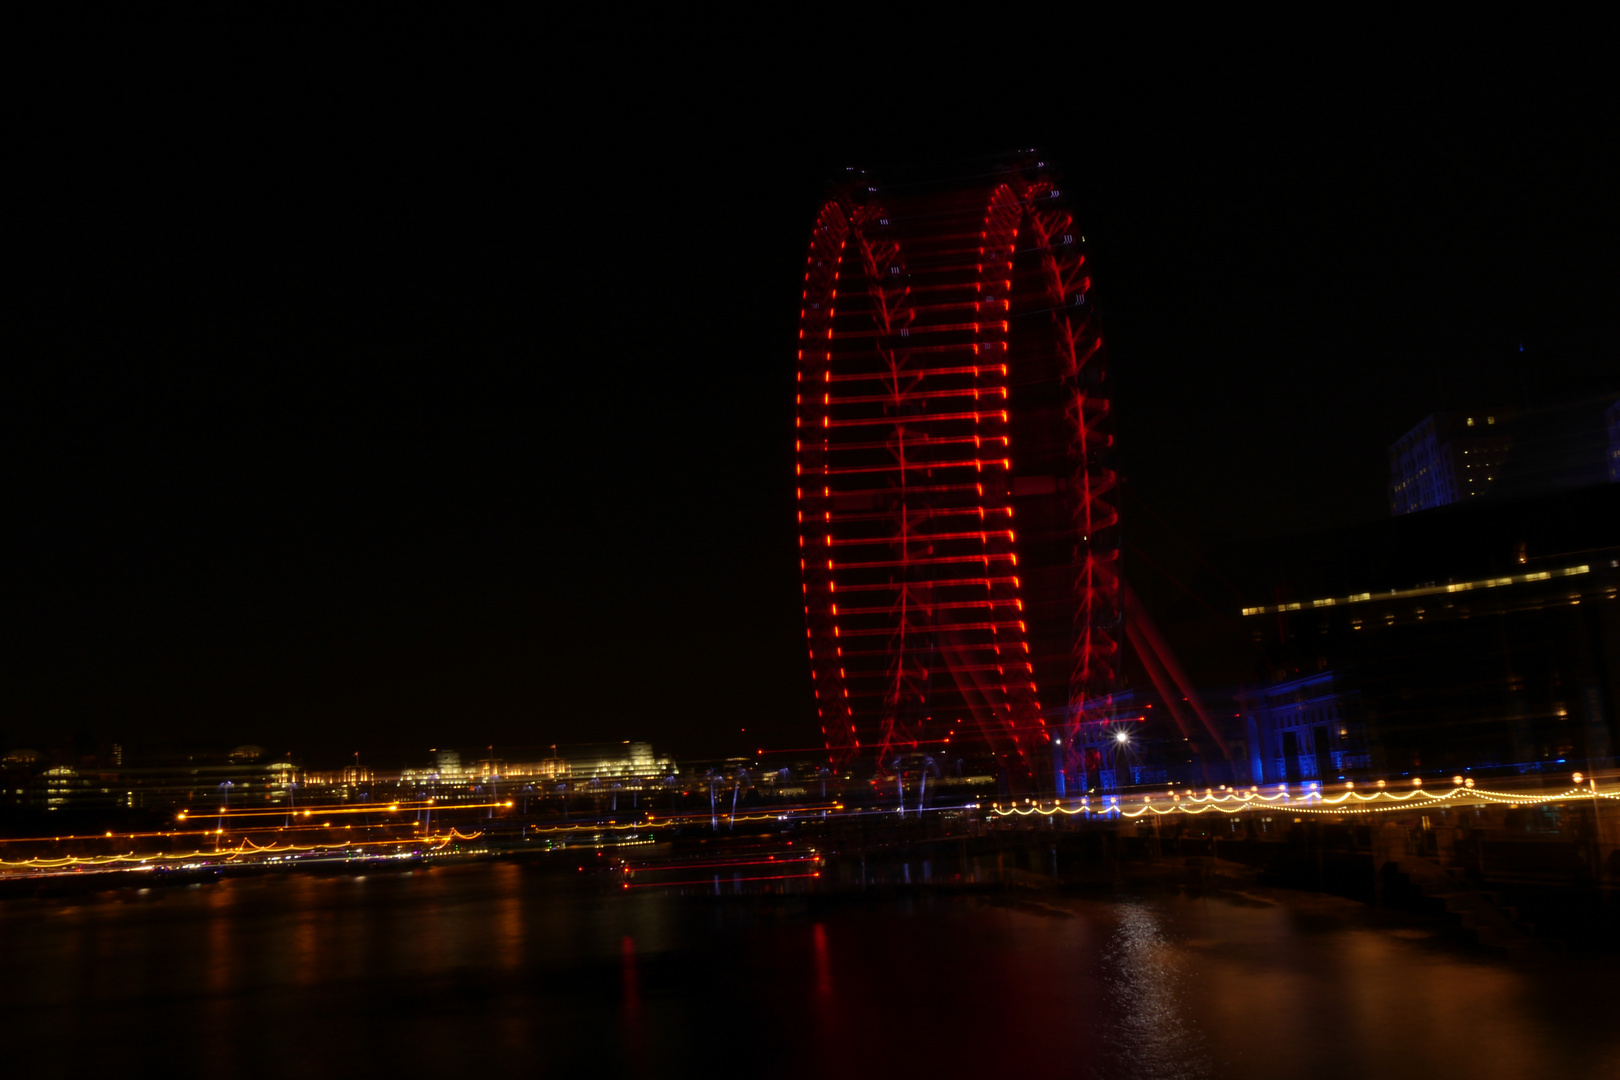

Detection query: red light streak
(622, 872), (820, 890)
(625, 857), (816, 872)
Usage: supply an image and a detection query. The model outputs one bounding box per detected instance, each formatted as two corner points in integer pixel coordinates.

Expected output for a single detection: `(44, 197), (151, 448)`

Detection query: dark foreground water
(2, 863), (1615, 1078)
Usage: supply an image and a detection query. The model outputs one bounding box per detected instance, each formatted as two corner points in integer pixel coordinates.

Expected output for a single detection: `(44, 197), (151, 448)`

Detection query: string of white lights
(991, 781), (1618, 819)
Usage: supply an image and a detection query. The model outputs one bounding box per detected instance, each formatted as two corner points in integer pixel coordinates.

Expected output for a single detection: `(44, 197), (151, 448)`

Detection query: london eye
(796, 157), (1120, 792)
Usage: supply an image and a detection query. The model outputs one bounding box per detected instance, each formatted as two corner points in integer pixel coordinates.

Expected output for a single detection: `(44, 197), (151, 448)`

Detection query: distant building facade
(1391, 399), (1618, 515)
(1606, 398), (1620, 484)
(401, 742), (672, 787)
(1238, 670), (1371, 784)
(1241, 487), (1620, 778)
(1388, 411), (1511, 515)
(1, 744), (301, 815)
(558, 742), (672, 781)
(1056, 688), (1265, 794)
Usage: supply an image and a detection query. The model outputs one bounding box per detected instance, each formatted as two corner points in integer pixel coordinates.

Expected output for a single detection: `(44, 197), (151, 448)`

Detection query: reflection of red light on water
(813, 923), (832, 995)
(621, 935), (640, 1013)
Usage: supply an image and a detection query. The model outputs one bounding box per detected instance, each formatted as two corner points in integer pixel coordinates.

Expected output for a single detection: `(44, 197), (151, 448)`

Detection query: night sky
(7, 31), (1615, 764)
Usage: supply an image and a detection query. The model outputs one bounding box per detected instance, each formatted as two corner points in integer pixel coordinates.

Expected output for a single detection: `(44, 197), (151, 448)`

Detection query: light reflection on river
(1, 862), (1614, 1078)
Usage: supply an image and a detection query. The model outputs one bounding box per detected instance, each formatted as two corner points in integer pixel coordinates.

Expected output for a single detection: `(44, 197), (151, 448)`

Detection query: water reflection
(494, 861), (524, 971)
(813, 922), (832, 995)
(1101, 902), (1208, 1079)
(0, 864), (1614, 1077)
(202, 885), (237, 1074)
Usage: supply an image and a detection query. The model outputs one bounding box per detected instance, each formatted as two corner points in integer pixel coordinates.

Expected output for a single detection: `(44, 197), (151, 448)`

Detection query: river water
(1, 862), (1614, 1078)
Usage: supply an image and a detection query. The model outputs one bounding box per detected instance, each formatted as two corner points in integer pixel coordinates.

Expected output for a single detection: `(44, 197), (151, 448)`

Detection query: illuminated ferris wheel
(795, 157), (1120, 791)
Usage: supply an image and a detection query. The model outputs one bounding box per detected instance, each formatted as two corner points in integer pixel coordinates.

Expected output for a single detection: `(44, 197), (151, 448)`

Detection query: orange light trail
(186, 798), (515, 820)
(0, 830), (486, 870)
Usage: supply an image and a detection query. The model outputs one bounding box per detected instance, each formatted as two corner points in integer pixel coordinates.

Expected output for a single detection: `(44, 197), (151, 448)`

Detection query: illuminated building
(1240, 486), (1620, 777)
(300, 766), (373, 785)
(1388, 411), (1511, 514)
(1391, 400), (1618, 515)
(554, 741), (671, 781)
(502, 756), (570, 782)
(404, 743), (670, 786)
(0, 744), (303, 813)
(402, 749), (474, 782)
(1238, 671), (1371, 784)
(795, 157), (1119, 792)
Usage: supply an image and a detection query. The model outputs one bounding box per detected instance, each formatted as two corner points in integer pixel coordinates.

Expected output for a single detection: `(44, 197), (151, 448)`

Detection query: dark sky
(7, 29), (1616, 764)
